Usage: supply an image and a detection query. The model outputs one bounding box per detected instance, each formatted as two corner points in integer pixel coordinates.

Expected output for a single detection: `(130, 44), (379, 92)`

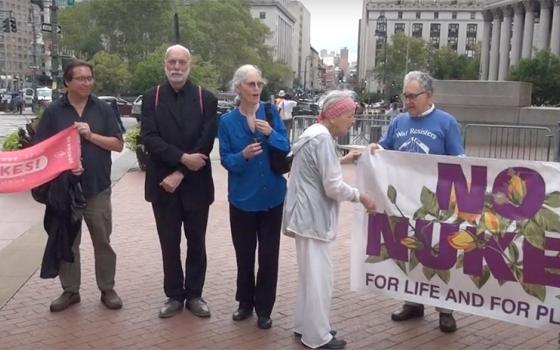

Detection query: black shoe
(294, 330), (337, 338)
(101, 289), (123, 310)
(257, 316), (272, 329)
(186, 297), (211, 318)
(439, 313), (457, 333)
(318, 337), (346, 349)
(232, 307), (253, 321)
(158, 298), (183, 318)
(50, 292), (80, 312)
(391, 304), (424, 321)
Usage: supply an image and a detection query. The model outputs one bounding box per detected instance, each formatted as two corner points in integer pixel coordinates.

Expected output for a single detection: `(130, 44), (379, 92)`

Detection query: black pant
(152, 198), (209, 302)
(229, 203), (282, 318)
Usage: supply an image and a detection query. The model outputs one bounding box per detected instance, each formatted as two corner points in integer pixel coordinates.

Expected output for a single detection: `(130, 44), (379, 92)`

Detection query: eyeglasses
(401, 91), (427, 101)
(73, 76), (94, 83)
(243, 81), (265, 88)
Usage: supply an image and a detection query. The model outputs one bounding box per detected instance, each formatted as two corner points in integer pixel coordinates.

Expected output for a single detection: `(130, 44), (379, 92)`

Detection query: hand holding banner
(0, 126), (81, 193)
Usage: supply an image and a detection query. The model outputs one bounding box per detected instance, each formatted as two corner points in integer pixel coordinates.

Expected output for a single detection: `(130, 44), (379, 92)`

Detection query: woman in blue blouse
(218, 64), (289, 330)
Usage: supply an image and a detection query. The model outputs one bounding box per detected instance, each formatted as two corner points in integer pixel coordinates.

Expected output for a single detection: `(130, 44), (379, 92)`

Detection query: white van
(36, 87), (52, 104)
(23, 88), (34, 106)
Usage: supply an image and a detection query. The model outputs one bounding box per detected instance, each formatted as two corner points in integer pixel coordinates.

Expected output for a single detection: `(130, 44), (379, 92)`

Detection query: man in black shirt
(141, 44), (217, 319)
(34, 60), (124, 312)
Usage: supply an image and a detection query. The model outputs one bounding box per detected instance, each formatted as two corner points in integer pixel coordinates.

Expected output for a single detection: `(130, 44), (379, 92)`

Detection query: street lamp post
(303, 55), (311, 96)
(375, 15), (388, 99)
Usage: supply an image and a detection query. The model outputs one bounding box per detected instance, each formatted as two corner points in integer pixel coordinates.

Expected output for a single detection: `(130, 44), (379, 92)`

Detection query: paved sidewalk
(0, 163), (558, 349)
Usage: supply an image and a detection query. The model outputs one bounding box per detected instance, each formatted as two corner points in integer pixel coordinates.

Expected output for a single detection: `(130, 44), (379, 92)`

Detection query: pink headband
(317, 97), (356, 122)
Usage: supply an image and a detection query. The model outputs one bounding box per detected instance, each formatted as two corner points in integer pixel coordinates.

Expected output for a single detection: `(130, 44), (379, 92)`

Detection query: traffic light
(9, 17), (16, 33)
(2, 18), (9, 33)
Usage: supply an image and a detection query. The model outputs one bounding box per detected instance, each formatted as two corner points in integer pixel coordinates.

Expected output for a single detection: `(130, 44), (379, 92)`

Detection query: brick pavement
(0, 162), (558, 350)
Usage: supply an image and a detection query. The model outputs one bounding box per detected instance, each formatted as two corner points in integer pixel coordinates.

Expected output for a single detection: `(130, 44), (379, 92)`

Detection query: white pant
(294, 237), (334, 348)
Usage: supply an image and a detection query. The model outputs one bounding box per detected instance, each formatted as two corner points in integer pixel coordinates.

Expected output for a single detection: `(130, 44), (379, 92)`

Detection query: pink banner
(0, 126), (81, 193)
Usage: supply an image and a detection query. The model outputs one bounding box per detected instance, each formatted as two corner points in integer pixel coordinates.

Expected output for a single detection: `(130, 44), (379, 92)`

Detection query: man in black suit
(141, 44), (218, 319)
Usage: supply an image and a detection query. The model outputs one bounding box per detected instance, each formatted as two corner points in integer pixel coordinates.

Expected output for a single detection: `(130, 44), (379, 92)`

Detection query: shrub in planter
(124, 127), (147, 171)
(2, 131), (23, 151)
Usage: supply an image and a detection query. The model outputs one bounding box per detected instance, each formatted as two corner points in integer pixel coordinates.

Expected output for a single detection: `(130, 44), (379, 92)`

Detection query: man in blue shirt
(370, 71), (464, 333)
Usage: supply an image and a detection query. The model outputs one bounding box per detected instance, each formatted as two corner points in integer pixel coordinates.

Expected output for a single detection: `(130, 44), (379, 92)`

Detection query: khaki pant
(59, 188), (116, 293)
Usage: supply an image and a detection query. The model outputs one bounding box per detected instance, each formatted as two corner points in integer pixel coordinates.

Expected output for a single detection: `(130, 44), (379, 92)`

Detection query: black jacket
(32, 171), (86, 279)
(141, 80), (218, 208)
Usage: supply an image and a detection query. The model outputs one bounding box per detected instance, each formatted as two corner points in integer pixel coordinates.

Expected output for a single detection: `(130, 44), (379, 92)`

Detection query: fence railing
(290, 114), (390, 146)
(462, 123), (554, 161)
(289, 118), (558, 162)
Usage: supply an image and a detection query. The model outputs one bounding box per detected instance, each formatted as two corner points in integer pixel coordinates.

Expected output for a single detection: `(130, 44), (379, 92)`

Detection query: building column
(489, 9), (502, 81)
(499, 6), (513, 80)
(480, 11), (492, 80)
(522, 0), (535, 58)
(537, 0), (552, 51)
(511, 3), (525, 67)
(550, 0), (560, 55)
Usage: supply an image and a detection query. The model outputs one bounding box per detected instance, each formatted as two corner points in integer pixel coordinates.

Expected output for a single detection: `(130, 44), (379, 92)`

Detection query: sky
(298, 0), (363, 62)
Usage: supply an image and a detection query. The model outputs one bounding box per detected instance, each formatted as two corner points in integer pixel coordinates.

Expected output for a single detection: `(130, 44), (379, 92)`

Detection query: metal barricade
(290, 115), (317, 143)
(337, 115), (390, 147)
(290, 114), (390, 150)
(463, 123), (554, 161)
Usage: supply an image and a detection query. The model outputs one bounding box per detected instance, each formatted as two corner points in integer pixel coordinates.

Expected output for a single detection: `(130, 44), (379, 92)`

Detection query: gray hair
(165, 44), (191, 60)
(403, 71), (434, 93)
(230, 64), (266, 92)
(318, 89), (356, 112)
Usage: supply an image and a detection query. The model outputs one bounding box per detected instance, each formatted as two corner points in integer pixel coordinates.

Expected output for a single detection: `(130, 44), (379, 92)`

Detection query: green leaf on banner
(522, 219), (545, 250)
(508, 243), (520, 263)
(420, 186), (439, 215)
(456, 253), (464, 269)
(423, 266), (436, 281)
(413, 208), (428, 220)
(538, 207), (560, 231)
(521, 282), (546, 302)
(409, 252), (419, 271)
(365, 245), (389, 264)
(544, 191), (560, 207)
(435, 269), (451, 284)
(387, 185), (397, 204)
(395, 260), (408, 275)
(470, 266), (490, 289)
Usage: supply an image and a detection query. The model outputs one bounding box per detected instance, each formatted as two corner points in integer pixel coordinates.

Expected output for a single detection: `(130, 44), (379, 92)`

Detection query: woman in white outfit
(282, 90), (376, 349)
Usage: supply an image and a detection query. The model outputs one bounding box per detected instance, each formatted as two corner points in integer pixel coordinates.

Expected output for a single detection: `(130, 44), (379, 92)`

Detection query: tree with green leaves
(59, 0), (292, 93)
(374, 33), (480, 96)
(509, 50), (560, 106)
(129, 45), (221, 94)
(59, 0), (173, 63)
(89, 51), (131, 95)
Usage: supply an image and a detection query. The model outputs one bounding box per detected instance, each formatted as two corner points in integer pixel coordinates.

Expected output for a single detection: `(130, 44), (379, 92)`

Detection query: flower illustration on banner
(507, 169), (527, 205)
(447, 230), (477, 252)
(365, 167), (560, 303)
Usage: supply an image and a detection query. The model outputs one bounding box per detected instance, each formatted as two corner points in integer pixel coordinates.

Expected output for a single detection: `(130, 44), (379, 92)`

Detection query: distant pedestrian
(283, 90), (376, 349)
(277, 93), (297, 133)
(14, 94), (23, 114)
(369, 70), (464, 332)
(141, 44), (218, 319)
(33, 59), (124, 313)
(218, 64), (289, 330)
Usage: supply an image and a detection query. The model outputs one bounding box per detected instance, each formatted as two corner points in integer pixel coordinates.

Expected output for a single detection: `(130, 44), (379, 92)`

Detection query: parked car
(98, 96), (132, 117)
(293, 99), (319, 116)
(131, 95), (142, 121)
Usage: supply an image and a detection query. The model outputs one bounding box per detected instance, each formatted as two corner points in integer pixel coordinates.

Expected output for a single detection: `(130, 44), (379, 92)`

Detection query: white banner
(351, 150), (560, 328)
